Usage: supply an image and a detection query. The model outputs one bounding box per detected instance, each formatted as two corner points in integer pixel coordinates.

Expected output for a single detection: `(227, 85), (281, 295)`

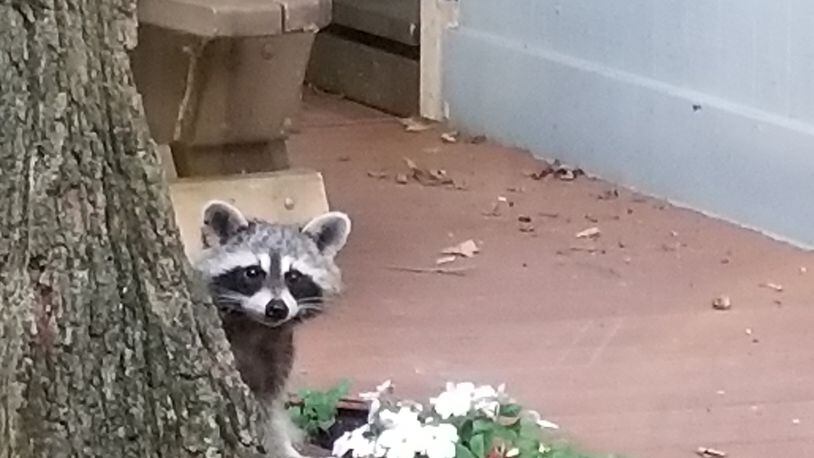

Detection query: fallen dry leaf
(440, 131), (459, 143)
(442, 239), (479, 258)
(597, 189), (620, 200)
(759, 282), (784, 292)
(435, 255), (457, 265)
(696, 447), (727, 457)
(403, 157), (455, 187)
(557, 169), (577, 181)
(551, 160), (585, 181)
(525, 162), (555, 180)
(712, 295), (732, 311)
(483, 201), (502, 217)
(367, 170), (388, 179)
(575, 227), (601, 239)
(387, 265), (472, 277)
(400, 117), (434, 132)
(518, 222), (535, 233)
(468, 134), (487, 144)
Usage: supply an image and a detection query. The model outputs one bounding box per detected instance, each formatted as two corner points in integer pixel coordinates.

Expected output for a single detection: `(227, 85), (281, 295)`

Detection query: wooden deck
(286, 90), (814, 457)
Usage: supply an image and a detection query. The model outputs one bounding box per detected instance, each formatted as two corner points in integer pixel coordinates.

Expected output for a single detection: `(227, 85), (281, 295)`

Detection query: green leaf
(472, 419), (496, 435)
(328, 379), (351, 399)
(318, 418), (337, 431)
(469, 434), (487, 458)
(456, 444), (477, 458)
(518, 419), (541, 440)
(491, 425), (518, 443)
(458, 418), (475, 441)
(499, 404), (522, 417)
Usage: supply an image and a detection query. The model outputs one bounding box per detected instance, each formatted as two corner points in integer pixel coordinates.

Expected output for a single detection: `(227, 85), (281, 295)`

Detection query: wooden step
(169, 169), (330, 258)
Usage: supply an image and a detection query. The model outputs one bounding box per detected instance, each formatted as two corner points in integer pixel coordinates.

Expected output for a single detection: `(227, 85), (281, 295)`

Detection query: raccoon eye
(284, 270), (302, 284)
(244, 266), (263, 279)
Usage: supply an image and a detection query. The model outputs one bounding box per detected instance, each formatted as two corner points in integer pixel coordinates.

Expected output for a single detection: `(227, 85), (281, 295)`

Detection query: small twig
(386, 265), (473, 276)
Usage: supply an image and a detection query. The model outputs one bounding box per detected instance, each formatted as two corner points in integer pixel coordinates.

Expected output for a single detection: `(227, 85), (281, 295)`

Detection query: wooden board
(332, 0), (419, 46)
(169, 169), (329, 258)
(306, 31), (419, 117)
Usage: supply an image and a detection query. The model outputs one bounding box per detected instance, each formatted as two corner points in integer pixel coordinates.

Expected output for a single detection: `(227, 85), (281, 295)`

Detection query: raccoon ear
(201, 200), (249, 248)
(302, 211), (351, 256)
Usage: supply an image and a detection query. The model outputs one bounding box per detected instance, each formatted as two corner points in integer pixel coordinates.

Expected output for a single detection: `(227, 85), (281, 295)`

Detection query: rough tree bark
(0, 1), (272, 456)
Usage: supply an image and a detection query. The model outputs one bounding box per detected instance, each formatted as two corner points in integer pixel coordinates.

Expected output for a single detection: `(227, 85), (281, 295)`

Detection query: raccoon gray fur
(192, 200), (352, 458)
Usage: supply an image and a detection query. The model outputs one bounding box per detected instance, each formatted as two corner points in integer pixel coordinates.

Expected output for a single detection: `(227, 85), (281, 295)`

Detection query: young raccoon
(193, 200), (351, 458)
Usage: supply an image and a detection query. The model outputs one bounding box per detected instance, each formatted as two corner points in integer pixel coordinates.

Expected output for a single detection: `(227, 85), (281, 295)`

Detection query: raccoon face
(193, 200), (351, 327)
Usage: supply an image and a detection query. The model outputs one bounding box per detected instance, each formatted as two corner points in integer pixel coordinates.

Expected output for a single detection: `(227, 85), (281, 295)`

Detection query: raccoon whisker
(296, 299), (324, 305)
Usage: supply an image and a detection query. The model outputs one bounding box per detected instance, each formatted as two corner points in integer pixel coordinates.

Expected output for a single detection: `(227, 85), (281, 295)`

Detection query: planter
(288, 397), (370, 456)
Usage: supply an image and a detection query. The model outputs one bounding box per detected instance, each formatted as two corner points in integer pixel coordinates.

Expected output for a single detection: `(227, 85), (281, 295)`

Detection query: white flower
(526, 410), (559, 429)
(360, 380), (394, 401)
(375, 425), (423, 458)
(471, 385), (500, 418)
(379, 406), (422, 430)
(367, 399), (382, 423)
(505, 448), (520, 458)
(333, 425), (375, 458)
(536, 419), (559, 429)
(421, 423), (459, 458)
(430, 382), (476, 419)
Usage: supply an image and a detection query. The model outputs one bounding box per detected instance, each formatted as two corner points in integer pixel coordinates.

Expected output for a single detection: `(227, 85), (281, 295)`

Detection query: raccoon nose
(265, 299), (288, 321)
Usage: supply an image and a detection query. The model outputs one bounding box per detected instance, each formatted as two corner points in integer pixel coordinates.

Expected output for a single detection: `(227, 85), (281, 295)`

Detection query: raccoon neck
(221, 313), (295, 402)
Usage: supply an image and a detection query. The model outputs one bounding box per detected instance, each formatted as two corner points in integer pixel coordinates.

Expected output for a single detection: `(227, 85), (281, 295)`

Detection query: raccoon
(192, 200), (352, 458)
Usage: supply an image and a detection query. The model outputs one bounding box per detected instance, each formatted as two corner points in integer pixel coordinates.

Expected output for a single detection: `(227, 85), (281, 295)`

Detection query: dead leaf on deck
(400, 117), (434, 132)
(483, 201), (502, 217)
(440, 131), (459, 143)
(712, 295), (732, 311)
(597, 189), (620, 200)
(435, 255), (457, 265)
(468, 134), (487, 144)
(367, 170), (388, 179)
(483, 196), (512, 216)
(575, 227), (601, 239)
(403, 157), (455, 187)
(442, 239), (479, 258)
(518, 222), (535, 233)
(696, 447), (727, 457)
(525, 162), (555, 180)
(759, 282), (784, 292)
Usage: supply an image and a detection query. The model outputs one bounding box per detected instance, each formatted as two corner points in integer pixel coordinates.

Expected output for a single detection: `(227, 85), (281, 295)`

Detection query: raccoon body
(193, 201), (351, 457)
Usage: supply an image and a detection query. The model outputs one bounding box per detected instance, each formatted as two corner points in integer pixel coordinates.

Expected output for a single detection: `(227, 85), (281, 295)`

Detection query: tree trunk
(0, 1), (271, 456)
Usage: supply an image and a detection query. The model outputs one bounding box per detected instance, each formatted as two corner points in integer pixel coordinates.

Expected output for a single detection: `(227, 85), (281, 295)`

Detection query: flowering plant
(332, 381), (562, 458)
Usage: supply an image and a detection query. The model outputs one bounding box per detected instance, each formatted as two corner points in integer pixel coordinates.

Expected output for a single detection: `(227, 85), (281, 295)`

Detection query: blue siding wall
(445, 1), (814, 247)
